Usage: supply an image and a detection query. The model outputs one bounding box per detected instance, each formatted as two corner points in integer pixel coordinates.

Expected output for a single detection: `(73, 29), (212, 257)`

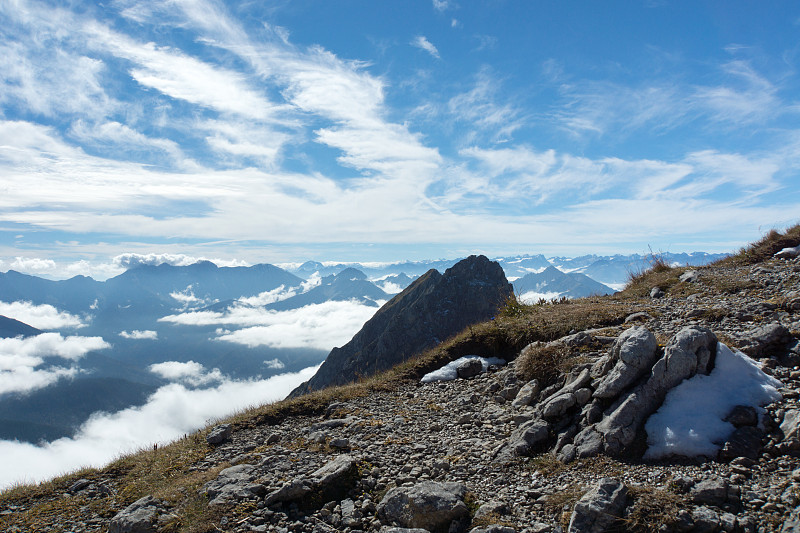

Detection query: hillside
(2, 226), (800, 533)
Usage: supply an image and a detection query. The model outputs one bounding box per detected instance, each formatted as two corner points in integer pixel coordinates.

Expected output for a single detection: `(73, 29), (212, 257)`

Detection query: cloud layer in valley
(0, 333), (110, 395)
(0, 301), (86, 329)
(161, 299), (381, 351)
(0, 364), (319, 488)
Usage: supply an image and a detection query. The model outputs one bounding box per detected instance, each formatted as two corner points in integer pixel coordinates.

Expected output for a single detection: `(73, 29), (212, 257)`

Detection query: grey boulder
(377, 481), (468, 531)
(593, 326), (658, 399)
(206, 423), (232, 445)
(109, 496), (174, 533)
(567, 478), (628, 533)
(597, 326), (717, 456)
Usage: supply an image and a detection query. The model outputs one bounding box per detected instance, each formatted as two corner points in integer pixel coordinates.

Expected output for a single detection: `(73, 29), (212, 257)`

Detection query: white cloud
(113, 253), (249, 269)
(0, 301), (86, 330)
(161, 300), (380, 351)
(518, 291), (564, 303)
(264, 358), (285, 370)
(693, 60), (781, 124)
(0, 364), (319, 488)
(0, 30), (115, 120)
(412, 36), (440, 59)
(237, 285), (298, 307)
(83, 22), (283, 122)
(377, 281), (404, 294)
(432, 0), (451, 11)
(447, 67), (523, 141)
(148, 360), (222, 386)
(169, 286), (212, 310)
(68, 120), (189, 168)
(300, 272), (322, 292)
(9, 257), (57, 273)
(0, 333), (110, 395)
(119, 330), (158, 340)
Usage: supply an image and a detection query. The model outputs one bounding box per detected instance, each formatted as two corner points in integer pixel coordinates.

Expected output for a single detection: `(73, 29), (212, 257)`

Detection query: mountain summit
(290, 255), (513, 396)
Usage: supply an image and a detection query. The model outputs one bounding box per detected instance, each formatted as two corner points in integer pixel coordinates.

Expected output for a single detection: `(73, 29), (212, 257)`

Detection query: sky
(2, 0), (800, 279)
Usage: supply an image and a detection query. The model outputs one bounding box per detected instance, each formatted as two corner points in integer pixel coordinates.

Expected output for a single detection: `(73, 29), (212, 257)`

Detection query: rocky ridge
(3, 249), (800, 533)
(291, 255), (512, 396)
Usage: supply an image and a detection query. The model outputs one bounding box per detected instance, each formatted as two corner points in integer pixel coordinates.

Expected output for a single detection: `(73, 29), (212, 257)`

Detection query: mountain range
(0, 250), (727, 443)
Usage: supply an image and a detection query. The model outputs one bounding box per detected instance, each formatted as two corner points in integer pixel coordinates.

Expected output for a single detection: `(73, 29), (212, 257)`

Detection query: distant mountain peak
(289, 254), (512, 396)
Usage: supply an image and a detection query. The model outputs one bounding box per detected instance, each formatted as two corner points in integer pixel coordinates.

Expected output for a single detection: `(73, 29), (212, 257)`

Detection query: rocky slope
(2, 238), (800, 533)
(291, 255), (512, 396)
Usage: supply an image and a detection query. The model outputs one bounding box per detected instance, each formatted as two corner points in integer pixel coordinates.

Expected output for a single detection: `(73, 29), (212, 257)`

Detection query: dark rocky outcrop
(290, 255), (512, 396)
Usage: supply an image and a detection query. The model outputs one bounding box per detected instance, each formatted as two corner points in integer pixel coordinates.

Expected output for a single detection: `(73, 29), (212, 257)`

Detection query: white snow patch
(776, 245), (800, 258)
(421, 356), (506, 383)
(644, 343), (782, 459)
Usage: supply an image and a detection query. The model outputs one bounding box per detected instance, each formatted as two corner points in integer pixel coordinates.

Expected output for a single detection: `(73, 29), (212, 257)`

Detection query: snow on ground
(644, 343), (782, 459)
(421, 356), (506, 383)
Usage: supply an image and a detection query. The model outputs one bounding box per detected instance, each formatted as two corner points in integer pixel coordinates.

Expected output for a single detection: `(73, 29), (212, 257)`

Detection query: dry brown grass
(516, 343), (577, 386)
(721, 223), (800, 265)
(543, 484), (586, 529)
(614, 485), (687, 532)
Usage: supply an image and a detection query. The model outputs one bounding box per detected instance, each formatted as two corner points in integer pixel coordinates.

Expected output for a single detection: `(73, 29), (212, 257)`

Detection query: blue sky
(1, 0), (799, 279)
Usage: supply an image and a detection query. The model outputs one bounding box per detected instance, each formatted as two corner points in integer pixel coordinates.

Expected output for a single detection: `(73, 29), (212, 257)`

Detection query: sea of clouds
(0, 364), (319, 488)
(0, 291), (381, 488)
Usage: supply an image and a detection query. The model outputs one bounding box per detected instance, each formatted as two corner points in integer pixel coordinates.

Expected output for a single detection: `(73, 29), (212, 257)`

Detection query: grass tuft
(723, 223), (800, 265)
(515, 343), (577, 387)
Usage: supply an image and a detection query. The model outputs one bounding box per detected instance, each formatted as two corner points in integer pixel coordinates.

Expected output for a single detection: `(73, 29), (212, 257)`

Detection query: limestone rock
(680, 270), (700, 283)
(264, 454), (358, 506)
(691, 477), (729, 507)
(719, 426), (764, 461)
(567, 478), (628, 533)
(109, 496), (172, 533)
(511, 379), (540, 408)
(740, 322), (792, 358)
(200, 464), (258, 506)
(650, 287), (664, 299)
(377, 481), (469, 531)
(310, 454), (358, 486)
(781, 409), (800, 440)
(691, 506), (720, 533)
(597, 326), (717, 456)
(457, 358), (484, 379)
(509, 419), (550, 455)
(206, 423), (232, 445)
(593, 326), (658, 399)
